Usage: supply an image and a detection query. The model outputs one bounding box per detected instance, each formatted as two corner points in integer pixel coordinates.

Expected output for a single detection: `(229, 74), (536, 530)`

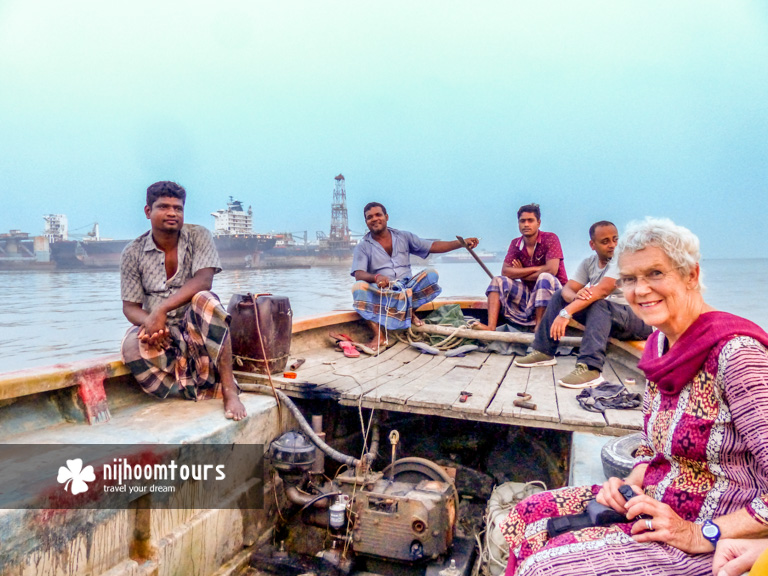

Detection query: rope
(395, 321), (473, 350)
(252, 298), (283, 423)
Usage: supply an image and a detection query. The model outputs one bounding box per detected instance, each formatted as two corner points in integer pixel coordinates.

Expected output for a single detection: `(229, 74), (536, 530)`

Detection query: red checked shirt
(504, 231), (567, 287)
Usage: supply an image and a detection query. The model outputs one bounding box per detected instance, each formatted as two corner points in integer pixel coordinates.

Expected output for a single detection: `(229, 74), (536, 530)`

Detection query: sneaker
(513, 350), (557, 367)
(558, 363), (605, 389)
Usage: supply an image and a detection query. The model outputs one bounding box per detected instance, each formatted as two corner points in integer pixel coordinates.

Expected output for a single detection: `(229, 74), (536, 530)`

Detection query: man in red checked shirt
(475, 203), (567, 331)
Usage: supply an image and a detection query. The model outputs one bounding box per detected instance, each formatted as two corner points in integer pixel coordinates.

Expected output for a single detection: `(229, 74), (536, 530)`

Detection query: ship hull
(50, 236), (277, 270)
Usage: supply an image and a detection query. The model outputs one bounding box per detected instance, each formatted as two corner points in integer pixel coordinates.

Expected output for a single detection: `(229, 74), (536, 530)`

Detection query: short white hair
(616, 217), (705, 291)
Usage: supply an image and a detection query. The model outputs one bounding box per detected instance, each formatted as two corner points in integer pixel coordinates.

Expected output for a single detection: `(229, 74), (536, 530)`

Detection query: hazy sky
(1, 1), (767, 262)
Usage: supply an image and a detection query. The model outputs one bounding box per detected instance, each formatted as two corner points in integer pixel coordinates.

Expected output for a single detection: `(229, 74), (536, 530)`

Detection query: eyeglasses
(616, 268), (682, 290)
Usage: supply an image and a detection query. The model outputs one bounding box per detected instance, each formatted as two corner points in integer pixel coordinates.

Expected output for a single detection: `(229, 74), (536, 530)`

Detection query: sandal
(338, 340), (360, 358)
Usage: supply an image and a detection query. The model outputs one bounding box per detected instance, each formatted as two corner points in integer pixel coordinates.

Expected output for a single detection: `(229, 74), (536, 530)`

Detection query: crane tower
(329, 174), (351, 250)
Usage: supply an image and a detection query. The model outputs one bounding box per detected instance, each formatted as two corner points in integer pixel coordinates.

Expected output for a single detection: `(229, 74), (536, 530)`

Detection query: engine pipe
(241, 383), (364, 468)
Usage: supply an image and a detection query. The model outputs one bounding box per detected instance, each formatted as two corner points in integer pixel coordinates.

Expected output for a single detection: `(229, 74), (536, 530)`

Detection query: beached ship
(438, 249), (500, 264)
(46, 204), (277, 270)
(0, 298), (644, 576)
(0, 229), (53, 269)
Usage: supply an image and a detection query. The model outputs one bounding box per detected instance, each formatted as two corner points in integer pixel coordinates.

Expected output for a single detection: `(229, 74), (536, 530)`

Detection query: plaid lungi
(352, 268), (441, 331)
(486, 273), (562, 326)
(121, 291), (230, 400)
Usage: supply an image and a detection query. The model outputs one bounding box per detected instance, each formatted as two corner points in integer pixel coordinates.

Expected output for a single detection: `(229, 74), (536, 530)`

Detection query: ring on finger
(645, 519), (653, 531)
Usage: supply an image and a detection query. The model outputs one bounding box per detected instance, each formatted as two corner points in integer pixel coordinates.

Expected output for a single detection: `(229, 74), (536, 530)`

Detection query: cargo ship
(0, 229), (53, 270)
(46, 201), (276, 269)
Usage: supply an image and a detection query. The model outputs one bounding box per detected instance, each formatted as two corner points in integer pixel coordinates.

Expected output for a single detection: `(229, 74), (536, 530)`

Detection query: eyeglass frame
(616, 266), (685, 290)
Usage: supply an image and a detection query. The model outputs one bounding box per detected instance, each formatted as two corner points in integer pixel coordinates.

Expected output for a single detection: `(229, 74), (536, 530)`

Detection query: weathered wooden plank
(328, 343), (411, 377)
(605, 357), (646, 389)
(552, 356), (606, 429)
(325, 355), (421, 396)
(380, 357), (461, 405)
(307, 345), (405, 386)
(450, 354), (512, 414)
(285, 347), (346, 378)
(338, 359), (438, 401)
(360, 355), (446, 402)
(447, 351), (489, 370)
(601, 359), (645, 431)
(485, 357), (530, 417)
(407, 365), (480, 409)
(514, 362), (559, 423)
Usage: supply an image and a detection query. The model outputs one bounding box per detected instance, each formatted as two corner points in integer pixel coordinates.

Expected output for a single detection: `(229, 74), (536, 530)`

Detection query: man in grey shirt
(120, 181), (246, 420)
(351, 202), (478, 351)
(514, 221), (651, 388)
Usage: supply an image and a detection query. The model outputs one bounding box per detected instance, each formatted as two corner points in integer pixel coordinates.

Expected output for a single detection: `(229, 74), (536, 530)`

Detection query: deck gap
(481, 354), (516, 414)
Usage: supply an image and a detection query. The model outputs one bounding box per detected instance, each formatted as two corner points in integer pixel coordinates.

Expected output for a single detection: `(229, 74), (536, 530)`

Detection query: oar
(456, 235), (494, 279)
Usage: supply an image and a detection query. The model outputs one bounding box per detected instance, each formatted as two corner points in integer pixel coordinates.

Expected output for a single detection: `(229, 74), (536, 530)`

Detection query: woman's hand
(596, 477), (635, 514)
(625, 493), (711, 554)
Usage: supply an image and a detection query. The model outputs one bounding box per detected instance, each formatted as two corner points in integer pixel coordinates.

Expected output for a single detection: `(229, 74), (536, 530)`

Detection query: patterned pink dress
(499, 335), (768, 576)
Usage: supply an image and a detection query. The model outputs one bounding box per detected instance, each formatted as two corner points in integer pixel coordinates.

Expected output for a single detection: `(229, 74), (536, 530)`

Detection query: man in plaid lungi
(119, 181), (246, 420)
(350, 202), (478, 351)
(475, 204), (568, 331)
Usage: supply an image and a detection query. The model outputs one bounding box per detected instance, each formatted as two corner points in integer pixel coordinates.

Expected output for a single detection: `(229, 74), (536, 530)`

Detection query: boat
(46, 203), (277, 270)
(0, 229), (53, 270)
(0, 298), (644, 576)
(438, 250), (501, 264)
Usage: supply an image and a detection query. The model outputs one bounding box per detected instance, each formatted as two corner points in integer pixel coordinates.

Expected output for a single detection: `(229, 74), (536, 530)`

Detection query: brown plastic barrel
(227, 293), (293, 374)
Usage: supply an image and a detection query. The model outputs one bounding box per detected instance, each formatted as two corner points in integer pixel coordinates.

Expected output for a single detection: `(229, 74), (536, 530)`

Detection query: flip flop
(329, 332), (354, 342)
(354, 343), (376, 355)
(444, 344), (479, 357)
(410, 341), (440, 355)
(338, 341), (360, 358)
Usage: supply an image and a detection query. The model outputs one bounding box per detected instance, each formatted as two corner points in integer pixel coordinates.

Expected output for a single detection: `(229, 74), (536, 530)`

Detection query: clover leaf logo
(57, 458), (95, 495)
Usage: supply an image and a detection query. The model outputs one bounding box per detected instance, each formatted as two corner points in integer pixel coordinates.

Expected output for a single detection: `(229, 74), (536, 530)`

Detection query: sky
(1, 1), (767, 263)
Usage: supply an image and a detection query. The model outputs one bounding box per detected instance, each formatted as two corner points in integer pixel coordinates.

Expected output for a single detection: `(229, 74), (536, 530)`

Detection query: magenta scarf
(638, 311), (768, 396)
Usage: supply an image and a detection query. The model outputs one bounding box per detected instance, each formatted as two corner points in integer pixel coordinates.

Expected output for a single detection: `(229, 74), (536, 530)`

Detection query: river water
(1, 259), (765, 374)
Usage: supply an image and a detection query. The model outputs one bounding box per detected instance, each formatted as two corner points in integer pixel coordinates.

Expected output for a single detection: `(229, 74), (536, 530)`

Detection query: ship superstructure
(43, 214), (68, 243)
(211, 198), (253, 237)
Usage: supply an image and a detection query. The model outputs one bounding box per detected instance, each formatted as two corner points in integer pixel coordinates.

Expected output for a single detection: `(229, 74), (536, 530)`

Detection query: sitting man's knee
(191, 290), (217, 307)
(352, 281), (369, 294)
(536, 272), (556, 285)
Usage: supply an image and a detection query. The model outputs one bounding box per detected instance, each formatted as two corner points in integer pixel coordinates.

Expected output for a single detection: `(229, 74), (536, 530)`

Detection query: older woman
(499, 218), (768, 576)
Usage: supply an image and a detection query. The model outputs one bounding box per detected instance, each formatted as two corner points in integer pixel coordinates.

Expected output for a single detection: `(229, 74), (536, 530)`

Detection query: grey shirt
(571, 254), (627, 306)
(120, 224), (222, 324)
(350, 228), (433, 281)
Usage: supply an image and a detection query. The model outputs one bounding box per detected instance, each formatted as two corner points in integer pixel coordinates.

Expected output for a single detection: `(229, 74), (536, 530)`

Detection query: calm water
(1, 259), (766, 374)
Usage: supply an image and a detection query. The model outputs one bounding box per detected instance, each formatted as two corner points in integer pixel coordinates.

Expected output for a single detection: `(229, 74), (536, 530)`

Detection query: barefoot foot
(471, 322), (494, 331)
(223, 388), (247, 421)
(365, 337), (389, 353)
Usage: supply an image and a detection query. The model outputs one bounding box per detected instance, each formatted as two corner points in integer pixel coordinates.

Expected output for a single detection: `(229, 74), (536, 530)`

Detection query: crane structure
(327, 174), (351, 251)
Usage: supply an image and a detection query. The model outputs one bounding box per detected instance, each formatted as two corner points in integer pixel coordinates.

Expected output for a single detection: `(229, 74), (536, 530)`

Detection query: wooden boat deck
(237, 338), (645, 437)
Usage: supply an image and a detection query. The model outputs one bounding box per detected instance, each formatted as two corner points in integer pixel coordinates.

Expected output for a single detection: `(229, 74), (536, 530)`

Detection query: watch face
(702, 523), (719, 539)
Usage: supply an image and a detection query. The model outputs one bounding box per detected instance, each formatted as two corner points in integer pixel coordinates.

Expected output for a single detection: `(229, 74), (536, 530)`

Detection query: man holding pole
(350, 202), (478, 352)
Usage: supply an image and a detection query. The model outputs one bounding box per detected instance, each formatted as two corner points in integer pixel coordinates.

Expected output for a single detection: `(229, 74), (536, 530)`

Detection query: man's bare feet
(365, 337), (389, 353)
(222, 385), (247, 421)
(411, 313), (424, 327)
(471, 322), (494, 331)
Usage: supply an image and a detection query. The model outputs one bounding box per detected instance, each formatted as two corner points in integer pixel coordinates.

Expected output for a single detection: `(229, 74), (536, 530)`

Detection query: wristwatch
(701, 519), (721, 548)
(558, 309), (572, 320)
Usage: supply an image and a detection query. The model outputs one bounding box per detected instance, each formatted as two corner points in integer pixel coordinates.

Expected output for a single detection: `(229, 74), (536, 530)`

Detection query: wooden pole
(456, 235), (495, 279)
(411, 324), (582, 347)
